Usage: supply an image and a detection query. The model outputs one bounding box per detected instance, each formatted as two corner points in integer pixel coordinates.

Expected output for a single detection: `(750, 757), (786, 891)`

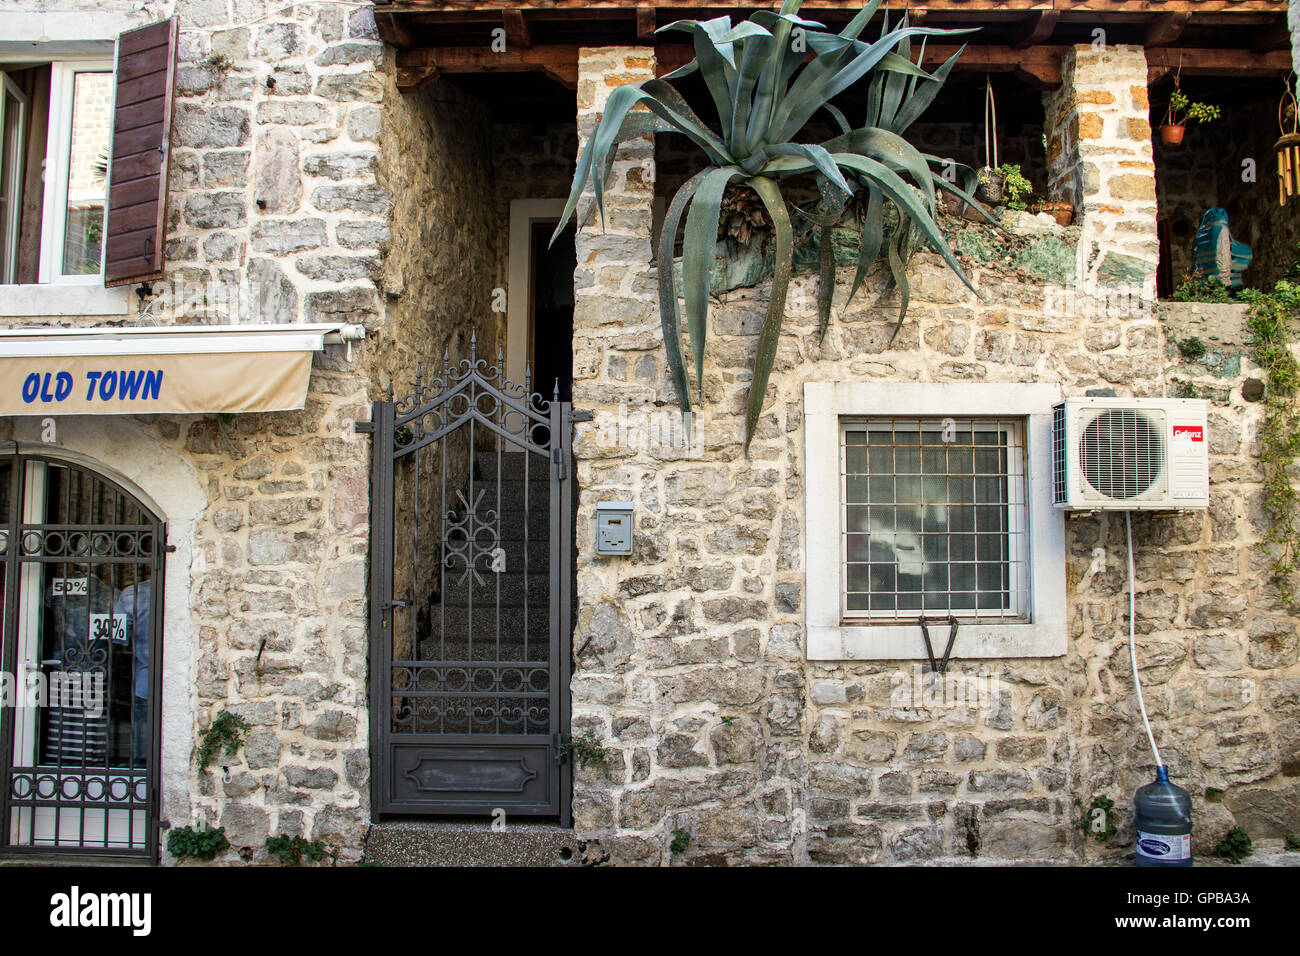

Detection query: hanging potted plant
(1160, 85), (1220, 146)
(975, 78), (1004, 202)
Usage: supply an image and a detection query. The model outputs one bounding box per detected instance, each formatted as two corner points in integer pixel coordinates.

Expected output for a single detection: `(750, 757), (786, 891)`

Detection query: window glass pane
(61, 71), (112, 276)
(841, 418), (1028, 621)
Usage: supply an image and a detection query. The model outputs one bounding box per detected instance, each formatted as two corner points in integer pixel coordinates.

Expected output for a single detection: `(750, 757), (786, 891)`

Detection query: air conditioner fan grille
(1079, 408), (1163, 499)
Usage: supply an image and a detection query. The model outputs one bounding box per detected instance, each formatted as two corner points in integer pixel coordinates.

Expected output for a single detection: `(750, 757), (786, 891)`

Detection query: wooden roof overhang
(372, 1), (1292, 93)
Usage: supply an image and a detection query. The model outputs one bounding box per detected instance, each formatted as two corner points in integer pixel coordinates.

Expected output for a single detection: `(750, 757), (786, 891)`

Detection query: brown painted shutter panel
(103, 17), (178, 288)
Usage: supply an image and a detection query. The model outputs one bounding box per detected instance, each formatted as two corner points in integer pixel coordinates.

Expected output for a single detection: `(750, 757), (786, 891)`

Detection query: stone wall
(0, 0), (499, 862)
(568, 45), (1300, 865)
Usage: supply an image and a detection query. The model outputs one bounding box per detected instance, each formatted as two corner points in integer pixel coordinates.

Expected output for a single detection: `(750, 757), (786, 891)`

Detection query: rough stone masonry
(567, 44), (1299, 865)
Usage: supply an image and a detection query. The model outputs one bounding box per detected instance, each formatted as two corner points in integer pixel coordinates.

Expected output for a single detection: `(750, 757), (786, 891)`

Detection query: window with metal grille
(840, 417), (1030, 622)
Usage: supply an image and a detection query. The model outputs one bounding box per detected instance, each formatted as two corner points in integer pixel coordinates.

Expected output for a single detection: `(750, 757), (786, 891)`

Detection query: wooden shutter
(103, 17), (177, 288)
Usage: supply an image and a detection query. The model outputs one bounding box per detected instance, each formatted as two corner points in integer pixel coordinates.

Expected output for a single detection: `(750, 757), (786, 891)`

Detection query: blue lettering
(39, 374), (54, 403)
(98, 370), (117, 401)
(53, 372), (72, 402)
(119, 369), (143, 401)
(85, 371), (102, 400)
(141, 370), (163, 401)
(21, 373), (39, 404)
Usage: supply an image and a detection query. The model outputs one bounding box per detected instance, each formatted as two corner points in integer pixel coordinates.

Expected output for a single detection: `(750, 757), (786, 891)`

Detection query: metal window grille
(840, 417), (1030, 622)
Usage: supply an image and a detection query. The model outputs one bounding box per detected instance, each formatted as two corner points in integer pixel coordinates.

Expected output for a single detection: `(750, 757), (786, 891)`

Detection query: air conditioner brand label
(1172, 425), (1204, 442)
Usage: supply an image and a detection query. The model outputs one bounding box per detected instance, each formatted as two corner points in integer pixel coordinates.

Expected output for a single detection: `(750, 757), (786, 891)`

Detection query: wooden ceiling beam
(393, 42), (1288, 96)
(636, 6), (656, 42)
(1010, 11), (1059, 49)
(1144, 11), (1189, 47)
(502, 9), (533, 49)
(396, 44), (580, 92)
(1146, 46), (1291, 82)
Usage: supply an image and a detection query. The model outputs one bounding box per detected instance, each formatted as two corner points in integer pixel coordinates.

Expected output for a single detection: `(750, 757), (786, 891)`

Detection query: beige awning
(0, 323), (365, 416)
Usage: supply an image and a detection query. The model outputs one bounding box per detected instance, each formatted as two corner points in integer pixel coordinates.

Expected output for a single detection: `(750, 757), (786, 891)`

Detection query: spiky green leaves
(554, 0), (979, 452)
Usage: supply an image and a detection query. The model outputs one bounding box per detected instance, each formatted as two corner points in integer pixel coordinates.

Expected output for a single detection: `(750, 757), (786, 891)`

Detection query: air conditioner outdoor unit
(1052, 397), (1210, 510)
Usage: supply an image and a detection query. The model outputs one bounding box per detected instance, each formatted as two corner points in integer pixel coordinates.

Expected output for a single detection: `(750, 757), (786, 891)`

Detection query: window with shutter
(103, 17), (178, 288)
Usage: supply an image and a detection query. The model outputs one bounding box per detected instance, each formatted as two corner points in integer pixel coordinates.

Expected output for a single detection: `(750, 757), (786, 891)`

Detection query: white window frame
(0, 72), (29, 284)
(839, 416), (1031, 622)
(804, 381), (1067, 660)
(39, 58), (114, 286)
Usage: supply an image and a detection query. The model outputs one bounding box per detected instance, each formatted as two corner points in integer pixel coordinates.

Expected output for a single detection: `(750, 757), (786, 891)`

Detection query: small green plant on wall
(197, 710), (250, 771)
(999, 164), (1032, 211)
(265, 835), (329, 865)
(167, 824), (230, 861)
(555, 731), (612, 779)
(670, 829), (692, 855)
(1214, 826), (1253, 864)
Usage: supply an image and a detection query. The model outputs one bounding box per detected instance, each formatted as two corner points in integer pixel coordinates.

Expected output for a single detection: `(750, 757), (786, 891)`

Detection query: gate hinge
(354, 421), (375, 434)
(571, 410), (594, 423)
(552, 447), (566, 481)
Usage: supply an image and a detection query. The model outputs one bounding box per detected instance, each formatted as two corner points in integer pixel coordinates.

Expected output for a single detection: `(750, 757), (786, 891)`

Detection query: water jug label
(1136, 831), (1191, 861)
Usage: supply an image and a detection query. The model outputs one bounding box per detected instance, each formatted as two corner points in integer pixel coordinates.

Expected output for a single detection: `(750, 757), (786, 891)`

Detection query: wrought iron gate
(367, 339), (573, 823)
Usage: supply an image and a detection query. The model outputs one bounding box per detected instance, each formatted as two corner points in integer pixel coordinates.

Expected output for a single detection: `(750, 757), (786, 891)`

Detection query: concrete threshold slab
(363, 820), (583, 867)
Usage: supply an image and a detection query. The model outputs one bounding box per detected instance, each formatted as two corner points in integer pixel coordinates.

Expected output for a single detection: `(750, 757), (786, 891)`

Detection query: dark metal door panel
(0, 454), (164, 860)
(369, 338), (573, 823)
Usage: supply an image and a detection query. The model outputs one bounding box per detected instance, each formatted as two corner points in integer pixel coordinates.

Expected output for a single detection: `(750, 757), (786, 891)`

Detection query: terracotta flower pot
(1160, 124), (1186, 146)
(1034, 201), (1074, 227)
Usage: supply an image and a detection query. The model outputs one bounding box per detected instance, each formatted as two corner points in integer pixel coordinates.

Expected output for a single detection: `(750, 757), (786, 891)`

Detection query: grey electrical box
(595, 501), (634, 555)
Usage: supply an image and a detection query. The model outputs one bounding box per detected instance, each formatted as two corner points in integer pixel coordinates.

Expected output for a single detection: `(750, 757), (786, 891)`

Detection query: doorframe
(506, 198), (566, 395)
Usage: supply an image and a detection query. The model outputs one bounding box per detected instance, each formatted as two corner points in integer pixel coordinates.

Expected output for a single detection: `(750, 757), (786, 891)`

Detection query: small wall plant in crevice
(197, 710), (250, 771)
(265, 834), (329, 865)
(556, 731), (612, 780)
(167, 824), (230, 861)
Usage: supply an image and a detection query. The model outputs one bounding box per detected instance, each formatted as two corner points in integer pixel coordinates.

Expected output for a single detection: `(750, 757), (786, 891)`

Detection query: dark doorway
(530, 221), (575, 403)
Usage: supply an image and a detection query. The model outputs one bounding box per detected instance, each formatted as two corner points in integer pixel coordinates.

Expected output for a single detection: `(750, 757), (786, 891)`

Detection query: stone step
(363, 821), (580, 867)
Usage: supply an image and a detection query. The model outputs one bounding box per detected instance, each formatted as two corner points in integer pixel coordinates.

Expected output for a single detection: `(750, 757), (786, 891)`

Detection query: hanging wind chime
(1274, 75), (1300, 206)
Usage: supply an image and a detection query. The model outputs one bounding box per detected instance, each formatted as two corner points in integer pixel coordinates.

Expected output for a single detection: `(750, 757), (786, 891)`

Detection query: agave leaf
(745, 11), (807, 154)
(831, 151), (974, 297)
(762, 143), (853, 197)
(822, 102), (852, 134)
(890, 47), (964, 133)
(886, 214), (912, 331)
(556, 83), (733, 244)
(841, 0), (885, 40)
(846, 181), (884, 305)
(817, 223), (835, 340)
(774, 28), (947, 142)
(744, 176), (794, 452)
(822, 127), (936, 212)
(729, 32), (776, 155)
(658, 170), (711, 420)
(682, 166), (745, 390)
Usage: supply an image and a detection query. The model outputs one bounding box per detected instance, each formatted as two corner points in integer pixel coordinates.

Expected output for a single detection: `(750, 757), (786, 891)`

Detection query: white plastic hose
(1126, 511), (1163, 768)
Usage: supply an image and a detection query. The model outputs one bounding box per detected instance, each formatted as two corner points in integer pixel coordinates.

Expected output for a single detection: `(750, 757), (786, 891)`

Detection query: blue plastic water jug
(1134, 766), (1193, 867)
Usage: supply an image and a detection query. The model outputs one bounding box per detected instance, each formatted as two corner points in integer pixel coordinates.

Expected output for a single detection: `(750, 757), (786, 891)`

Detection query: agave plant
(554, 0), (990, 449)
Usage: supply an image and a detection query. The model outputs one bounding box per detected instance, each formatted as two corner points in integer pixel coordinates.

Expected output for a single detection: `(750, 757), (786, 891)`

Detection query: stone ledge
(363, 821), (582, 867)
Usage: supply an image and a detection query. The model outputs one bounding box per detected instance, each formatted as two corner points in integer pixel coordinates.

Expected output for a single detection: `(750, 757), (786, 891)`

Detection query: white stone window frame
(804, 381), (1067, 660)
